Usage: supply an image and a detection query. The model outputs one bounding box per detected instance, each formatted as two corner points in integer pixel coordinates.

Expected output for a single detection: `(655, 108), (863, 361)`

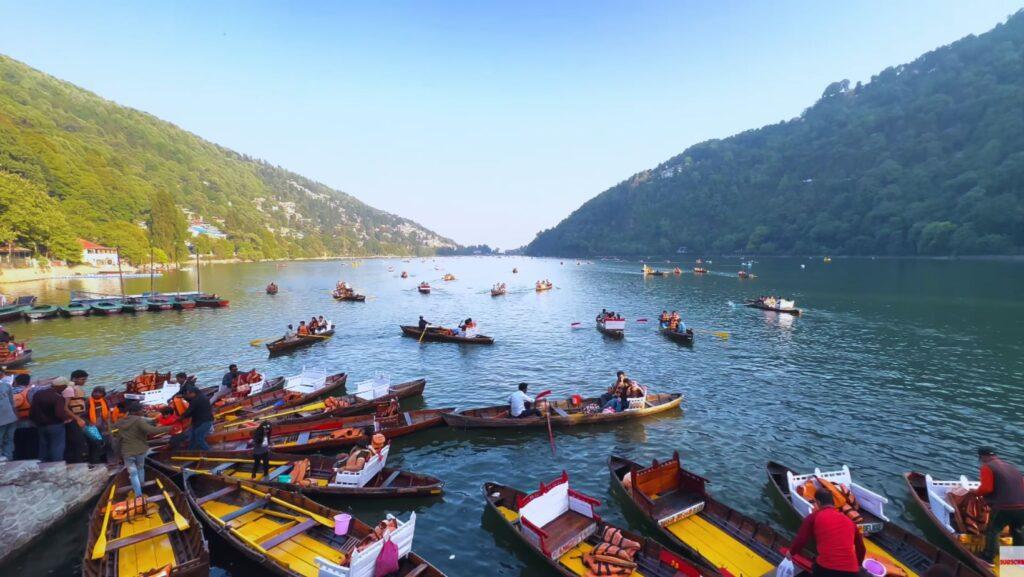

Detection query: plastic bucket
(863, 559), (886, 577)
(334, 513), (351, 536)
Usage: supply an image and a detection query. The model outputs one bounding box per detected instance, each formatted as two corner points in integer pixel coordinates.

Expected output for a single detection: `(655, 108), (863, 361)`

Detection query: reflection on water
(4, 256), (1024, 577)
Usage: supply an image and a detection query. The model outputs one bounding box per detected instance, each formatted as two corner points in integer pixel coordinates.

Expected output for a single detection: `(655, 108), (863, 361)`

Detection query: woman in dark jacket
(251, 422), (273, 479)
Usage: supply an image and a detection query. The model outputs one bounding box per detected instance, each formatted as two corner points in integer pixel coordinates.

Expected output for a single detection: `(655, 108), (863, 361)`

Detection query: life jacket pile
(127, 371), (171, 393)
(290, 458), (312, 486)
(803, 477), (863, 523)
(946, 487), (990, 536)
(582, 527), (642, 576)
(323, 396), (352, 411)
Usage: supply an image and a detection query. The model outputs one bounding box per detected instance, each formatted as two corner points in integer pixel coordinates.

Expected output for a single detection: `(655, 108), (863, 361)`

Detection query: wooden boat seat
(406, 564), (431, 577)
(540, 510), (596, 559)
(195, 485), (239, 505)
(116, 480), (156, 495)
(380, 470), (402, 488)
(260, 518), (318, 550)
(220, 498), (268, 522)
(266, 464), (292, 481)
(211, 462), (234, 475)
(665, 513), (774, 576)
(650, 490), (703, 520)
(105, 520), (179, 552)
(296, 431), (311, 444)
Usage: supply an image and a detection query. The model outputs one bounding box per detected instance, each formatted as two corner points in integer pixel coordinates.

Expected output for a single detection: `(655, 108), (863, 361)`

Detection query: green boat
(0, 296), (36, 321)
(24, 304), (59, 320)
(59, 302), (91, 317)
(89, 301), (122, 315)
(121, 298), (148, 313)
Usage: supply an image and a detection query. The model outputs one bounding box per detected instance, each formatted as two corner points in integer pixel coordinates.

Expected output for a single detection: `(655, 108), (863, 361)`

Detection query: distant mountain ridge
(526, 11), (1024, 257)
(0, 53), (456, 264)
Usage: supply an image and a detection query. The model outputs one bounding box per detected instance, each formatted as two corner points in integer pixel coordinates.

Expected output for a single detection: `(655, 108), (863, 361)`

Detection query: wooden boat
(824, 256), (832, 263)
(0, 347), (32, 369)
(214, 371), (347, 421)
(444, 391), (682, 429)
(193, 294), (229, 308)
(660, 327), (694, 345)
(145, 297), (174, 311)
(418, 283), (431, 294)
(766, 461), (983, 577)
(535, 281), (553, 291)
(220, 378), (426, 426)
(738, 270), (752, 279)
(904, 471), (995, 577)
(265, 329), (334, 356)
(512, 267), (518, 273)
(596, 316), (625, 339)
(483, 472), (699, 577)
(107, 372), (219, 409)
(150, 444), (444, 498)
(490, 284), (506, 297)
(442, 273), (456, 281)
(172, 296), (196, 310)
(207, 408), (453, 452)
(0, 296), (35, 321)
(399, 325), (494, 345)
(23, 304), (59, 320)
(59, 302), (91, 316)
(400, 271), (408, 278)
(693, 267), (708, 274)
(610, 453), (805, 576)
(83, 465), (209, 577)
(90, 300), (122, 315)
(266, 283), (278, 295)
(745, 299), (801, 315)
(332, 290), (366, 302)
(121, 298), (149, 313)
(183, 472), (446, 577)
(673, 267), (682, 275)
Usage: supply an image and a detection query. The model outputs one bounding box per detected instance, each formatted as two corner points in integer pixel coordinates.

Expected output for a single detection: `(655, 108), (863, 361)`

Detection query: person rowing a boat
(417, 315), (430, 332)
(788, 486), (865, 577)
(974, 447), (1024, 561)
(509, 383), (540, 418)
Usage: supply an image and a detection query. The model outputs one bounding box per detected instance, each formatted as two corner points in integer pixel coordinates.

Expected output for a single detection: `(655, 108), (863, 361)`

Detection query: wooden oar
(535, 390), (556, 457)
(90, 483), (118, 560)
(694, 328), (730, 340)
(156, 477), (190, 531)
(418, 324), (432, 343)
(239, 483), (334, 527)
(250, 337), (276, 346)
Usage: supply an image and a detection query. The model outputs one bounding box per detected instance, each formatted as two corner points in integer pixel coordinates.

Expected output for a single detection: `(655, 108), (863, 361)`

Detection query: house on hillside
(188, 219), (228, 239)
(78, 239), (119, 267)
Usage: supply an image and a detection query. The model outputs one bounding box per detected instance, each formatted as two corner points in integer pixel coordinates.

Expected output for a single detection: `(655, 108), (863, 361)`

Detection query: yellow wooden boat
(83, 466), (209, 577)
(183, 471), (446, 577)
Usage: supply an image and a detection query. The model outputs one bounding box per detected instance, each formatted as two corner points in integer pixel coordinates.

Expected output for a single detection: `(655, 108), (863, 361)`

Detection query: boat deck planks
(116, 505), (176, 577)
(665, 514), (772, 577)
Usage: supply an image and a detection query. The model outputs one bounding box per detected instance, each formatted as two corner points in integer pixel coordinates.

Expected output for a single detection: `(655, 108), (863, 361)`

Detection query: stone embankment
(0, 460), (110, 565)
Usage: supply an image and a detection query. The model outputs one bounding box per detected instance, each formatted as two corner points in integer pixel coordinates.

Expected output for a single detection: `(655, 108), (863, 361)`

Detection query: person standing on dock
(788, 487), (865, 577)
(181, 386), (213, 450)
(0, 368), (16, 461)
(975, 447), (1024, 561)
(212, 364), (239, 404)
(29, 377), (81, 462)
(63, 370), (90, 463)
(84, 386), (111, 464)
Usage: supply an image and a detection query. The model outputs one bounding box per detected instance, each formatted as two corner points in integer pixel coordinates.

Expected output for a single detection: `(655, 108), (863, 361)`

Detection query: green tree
(0, 171), (80, 261)
(148, 189), (188, 262)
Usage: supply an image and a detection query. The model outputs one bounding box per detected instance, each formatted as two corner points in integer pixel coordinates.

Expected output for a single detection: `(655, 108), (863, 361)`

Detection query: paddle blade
(714, 331), (730, 340)
(535, 390), (553, 400)
(570, 322), (582, 328)
(635, 318), (648, 323)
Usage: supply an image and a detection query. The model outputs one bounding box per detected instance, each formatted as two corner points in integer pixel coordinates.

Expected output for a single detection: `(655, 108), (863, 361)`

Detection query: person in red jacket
(789, 487), (866, 577)
(975, 447), (1024, 561)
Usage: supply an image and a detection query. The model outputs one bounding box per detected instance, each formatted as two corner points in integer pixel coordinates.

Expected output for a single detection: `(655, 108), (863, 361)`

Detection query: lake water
(5, 256), (1023, 576)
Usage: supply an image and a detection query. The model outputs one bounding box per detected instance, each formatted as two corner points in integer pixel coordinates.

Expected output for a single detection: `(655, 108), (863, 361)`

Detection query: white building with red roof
(77, 239), (119, 267)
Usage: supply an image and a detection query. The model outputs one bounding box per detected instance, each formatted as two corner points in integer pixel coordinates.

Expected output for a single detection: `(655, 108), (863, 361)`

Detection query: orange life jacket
(87, 397), (110, 426)
(291, 459), (311, 486)
(816, 476), (863, 523)
(171, 397), (189, 417)
(297, 325), (310, 336)
(109, 406), (124, 424)
(13, 388), (31, 419)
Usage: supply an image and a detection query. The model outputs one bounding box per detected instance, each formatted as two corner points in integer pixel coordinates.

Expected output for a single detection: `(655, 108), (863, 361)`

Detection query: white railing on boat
(925, 474), (979, 533)
(786, 465), (890, 523)
(281, 367), (328, 396)
(353, 374), (392, 402)
(315, 513), (416, 577)
(331, 445), (390, 488)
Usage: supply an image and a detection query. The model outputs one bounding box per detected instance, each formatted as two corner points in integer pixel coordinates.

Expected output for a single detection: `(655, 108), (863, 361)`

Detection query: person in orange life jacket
(84, 386), (112, 464)
(156, 406), (188, 450)
(788, 486), (865, 577)
(297, 321), (310, 336)
(975, 447), (1024, 561)
(251, 422), (273, 479)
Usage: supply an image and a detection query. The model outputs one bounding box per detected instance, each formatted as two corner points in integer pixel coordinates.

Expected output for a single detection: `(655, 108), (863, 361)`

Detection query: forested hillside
(527, 11), (1024, 257)
(0, 54), (455, 264)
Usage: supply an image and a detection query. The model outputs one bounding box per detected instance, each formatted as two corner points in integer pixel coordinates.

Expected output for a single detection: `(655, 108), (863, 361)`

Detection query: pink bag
(374, 536), (400, 576)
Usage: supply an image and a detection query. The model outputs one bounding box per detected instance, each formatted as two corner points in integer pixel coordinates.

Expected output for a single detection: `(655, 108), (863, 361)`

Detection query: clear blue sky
(1, 1), (1021, 248)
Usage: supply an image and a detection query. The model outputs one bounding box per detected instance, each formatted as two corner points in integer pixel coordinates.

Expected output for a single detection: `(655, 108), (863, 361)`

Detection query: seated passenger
(508, 382), (540, 418)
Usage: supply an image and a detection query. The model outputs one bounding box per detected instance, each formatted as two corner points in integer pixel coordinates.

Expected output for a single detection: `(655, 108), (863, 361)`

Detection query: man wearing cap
(29, 377), (83, 462)
(0, 367), (16, 461)
(976, 447), (1024, 561)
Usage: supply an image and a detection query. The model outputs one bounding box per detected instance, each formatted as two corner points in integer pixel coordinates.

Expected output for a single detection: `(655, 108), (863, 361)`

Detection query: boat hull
(660, 328), (694, 345)
(444, 393), (682, 429)
(904, 472), (995, 577)
(0, 349), (32, 368)
(265, 330), (334, 356)
(745, 301), (801, 315)
(400, 325), (493, 344)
